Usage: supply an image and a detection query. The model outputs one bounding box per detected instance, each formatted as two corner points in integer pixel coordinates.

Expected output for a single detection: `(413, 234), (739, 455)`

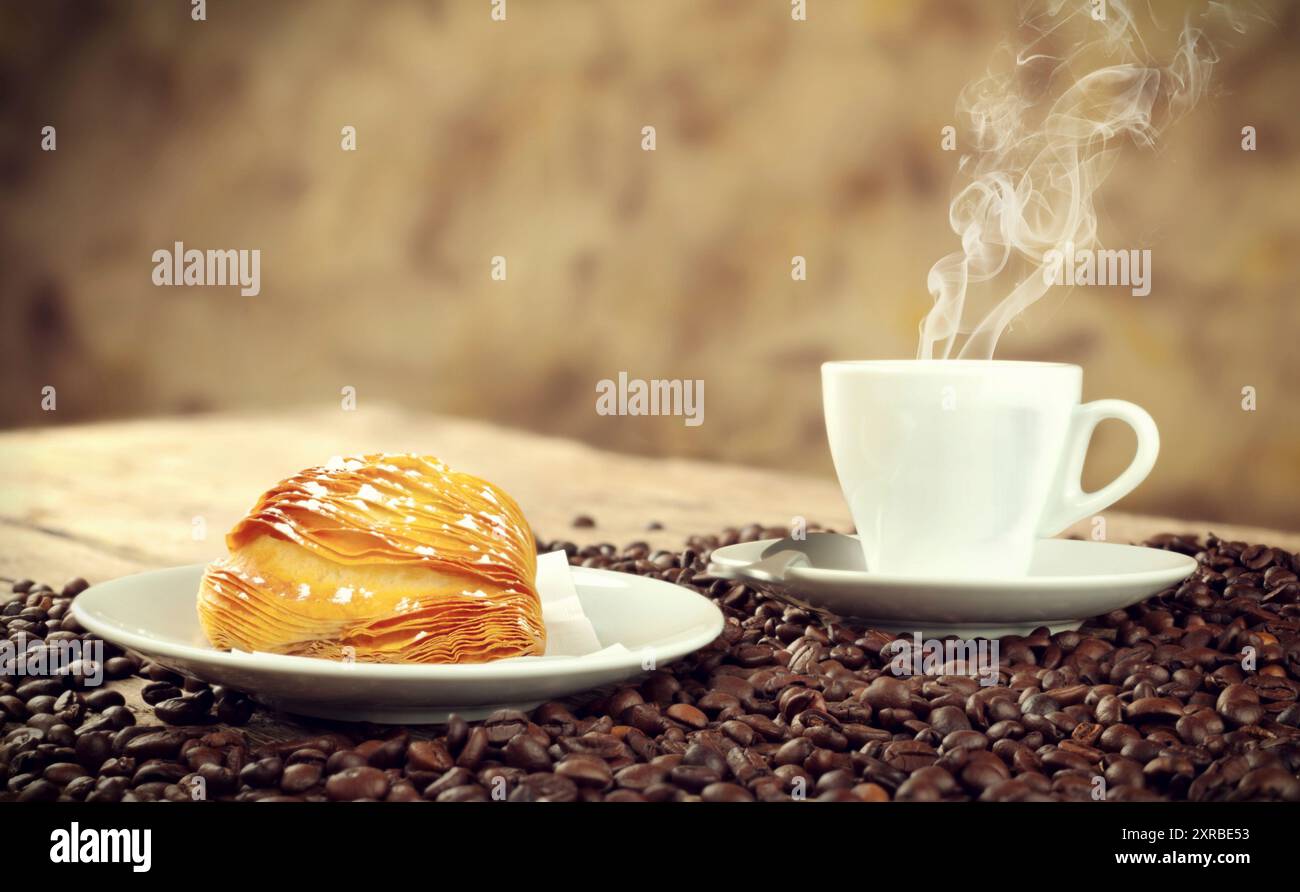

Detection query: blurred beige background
(1, 0), (1297, 530)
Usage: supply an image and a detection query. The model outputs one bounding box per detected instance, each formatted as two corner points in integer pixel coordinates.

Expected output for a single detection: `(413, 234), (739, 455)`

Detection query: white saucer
(707, 533), (1196, 637)
(73, 564), (723, 724)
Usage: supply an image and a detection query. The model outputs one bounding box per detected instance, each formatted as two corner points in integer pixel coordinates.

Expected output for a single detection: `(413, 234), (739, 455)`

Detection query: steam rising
(917, 1), (1238, 360)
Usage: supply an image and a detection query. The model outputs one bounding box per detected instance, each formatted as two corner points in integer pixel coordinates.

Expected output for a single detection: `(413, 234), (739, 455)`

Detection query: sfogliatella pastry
(197, 454), (545, 663)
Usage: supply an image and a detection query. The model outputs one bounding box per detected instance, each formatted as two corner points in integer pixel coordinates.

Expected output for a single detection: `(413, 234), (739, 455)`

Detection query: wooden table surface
(2, 405), (1297, 586)
(2, 407), (1296, 743)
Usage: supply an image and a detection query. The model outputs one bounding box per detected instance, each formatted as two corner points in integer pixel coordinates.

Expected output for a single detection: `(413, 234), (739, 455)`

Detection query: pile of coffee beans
(3, 526), (1298, 801)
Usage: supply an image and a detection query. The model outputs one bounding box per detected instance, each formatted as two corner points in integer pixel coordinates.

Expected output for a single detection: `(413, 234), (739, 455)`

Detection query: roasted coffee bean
(1106, 757), (1146, 789)
(619, 703), (661, 735)
(696, 691), (741, 716)
(98, 705), (135, 730)
(1021, 692), (1060, 716)
(83, 775), (129, 803)
(45, 725), (76, 750)
(352, 740), (384, 761)
(103, 657), (137, 679)
(1127, 697), (1184, 721)
(1220, 700), (1264, 727)
(140, 682), (183, 705)
(325, 766), (390, 801)
(155, 696), (211, 725)
(5, 772), (37, 795)
(959, 754), (1009, 791)
(614, 763), (665, 791)
(482, 708), (529, 745)
(436, 784), (489, 802)
(285, 747), (328, 768)
(18, 778), (60, 802)
(503, 734), (552, 772)
(281, 762), (322, 794)
(669, 763), (720, 792)
(1120, 737), (1163, 762)
(943, 730), (989, 753)
(560, 733), (627, 760)
(509, 772), (578, 802)
(738, 713), (785, 741)
(1144, 755), (1195, 784)
(406, 739), (454, 773)
(1176, 709), (1225, 745)
(726, 746), (769, 783)
(1041, 749), (1092, 773)
(802, 724), (845, 751)
(25, 696), (56, 717)
(862, 676), (910, 710)
(1215, 684), (1264, 727)
(141, 663), (183, 685)
(895, 771), (948, 802)
(44, 762), (89, 785)
(366, 736), (409, 769)
(456, 726), (489, 769)
(385, 780), (422, 802)
(74, 731), (113, 771)
(929, 705), (972, 736)
(10, 529), (1300, 802)
(16, 678), (63, 700)
(132, 760), (188, 786)
(83, 688), (125, 712)
(64, 774), (96, 800)
(325, 750), (368, 775)
(216, 693), (254, 726)
(702, 781), (754, 802)
(184, 746), (225, 771)
(556, 754), (613, 789)
(97, 756), (135, 778)
(666, 703), (708, 729)
(421, 767), (474, 800)
(444, 714), (469, 754)
(239, 757), (284, 789)
(124, 730), (189, 761)
(683, 742), (727, 776)
(111, 724), (160, 753)
(0, 694), (31, 722)
(1236, 767), (1300, 801)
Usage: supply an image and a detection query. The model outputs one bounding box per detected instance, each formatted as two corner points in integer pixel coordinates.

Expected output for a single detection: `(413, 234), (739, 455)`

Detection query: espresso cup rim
(822, 359), (1080, 373)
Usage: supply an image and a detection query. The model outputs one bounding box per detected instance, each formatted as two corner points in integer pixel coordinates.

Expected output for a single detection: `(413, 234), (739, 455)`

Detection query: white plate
(707, 533), (1196, 637)
(72, 565), (723, 723)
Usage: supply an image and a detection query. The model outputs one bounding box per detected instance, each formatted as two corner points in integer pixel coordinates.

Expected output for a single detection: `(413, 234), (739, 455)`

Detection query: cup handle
(1037, 399), (1159, 537)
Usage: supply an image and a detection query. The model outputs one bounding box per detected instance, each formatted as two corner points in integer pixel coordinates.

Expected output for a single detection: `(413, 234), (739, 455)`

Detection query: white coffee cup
(822, 360), (1159, 577)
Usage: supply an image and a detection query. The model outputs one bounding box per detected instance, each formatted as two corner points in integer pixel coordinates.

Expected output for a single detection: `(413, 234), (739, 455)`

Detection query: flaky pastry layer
(196, 454), (544, 663)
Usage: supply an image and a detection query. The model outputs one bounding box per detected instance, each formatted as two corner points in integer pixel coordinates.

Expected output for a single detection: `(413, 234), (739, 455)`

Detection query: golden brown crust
(196, 454), (545, 663)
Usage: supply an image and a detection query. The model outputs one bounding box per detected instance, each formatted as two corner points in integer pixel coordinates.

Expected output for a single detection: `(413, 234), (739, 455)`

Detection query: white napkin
(502, 550), (629, 662)
(533, 550), (604, 656)
(230, 550), (623, 664)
